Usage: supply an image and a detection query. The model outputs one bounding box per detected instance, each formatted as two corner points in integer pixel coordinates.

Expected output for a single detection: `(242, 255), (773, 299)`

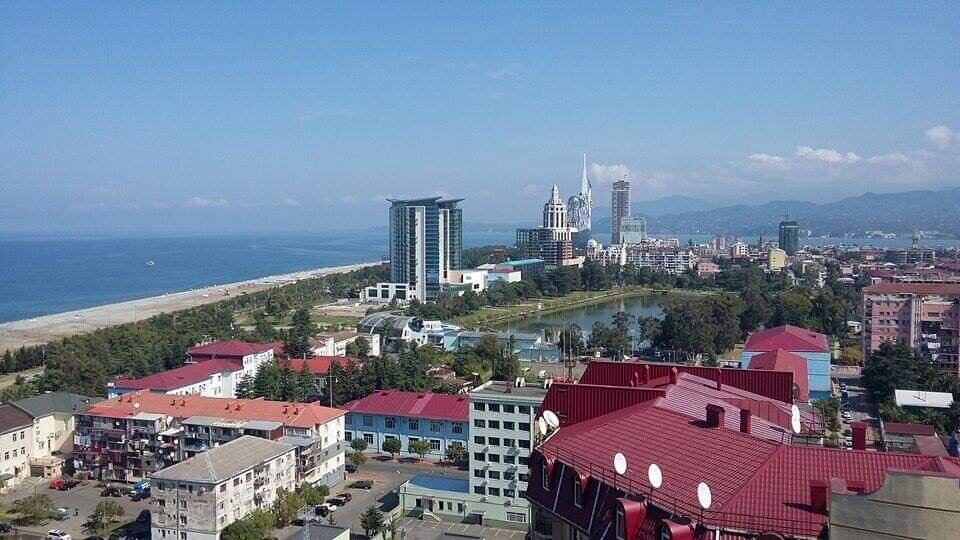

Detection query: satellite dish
(537, 417), (548, 436)
(648, 463), (663, 489)
(790, 404), (801, 434)
(613, 452), (628, 475)
(697, 482), (712, 510)
(543, 410), (560, 429)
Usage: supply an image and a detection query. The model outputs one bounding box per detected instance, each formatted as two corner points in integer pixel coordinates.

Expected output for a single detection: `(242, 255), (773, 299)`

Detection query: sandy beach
(0, 262), (381, 353)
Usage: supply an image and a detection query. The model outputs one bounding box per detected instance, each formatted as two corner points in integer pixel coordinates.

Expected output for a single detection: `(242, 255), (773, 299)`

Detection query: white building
(0, 405), (35, 491)
(449, 269), (489, 293)
(362, 281), (415, 304)
(310, 331), (381, 357)
(485, 268), (522, 287)
(586, 242), (697, 274)
(151, 436), (297, 540)
(731, 242), (749, 258)
(620, 217), (648, 244)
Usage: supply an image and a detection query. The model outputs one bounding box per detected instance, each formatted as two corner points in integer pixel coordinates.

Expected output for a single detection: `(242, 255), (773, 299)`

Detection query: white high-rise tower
(566, 153), (593, 234)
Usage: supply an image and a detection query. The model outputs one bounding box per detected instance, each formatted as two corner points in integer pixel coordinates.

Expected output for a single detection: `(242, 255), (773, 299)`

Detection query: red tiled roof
(530, 400), (960, 538)
(747, 349), (809, 402)
(863, 282), (960, 294)
(186, 340), (281, 359)
(342, 390), (469, 422)
(84, 392), (343, 428)
(580, 360), (796, 403)
(743, 325), (829, 353)
(285, 357), (355, 375)
(113, 359), (242, 391)
(883, 422), (936, 436)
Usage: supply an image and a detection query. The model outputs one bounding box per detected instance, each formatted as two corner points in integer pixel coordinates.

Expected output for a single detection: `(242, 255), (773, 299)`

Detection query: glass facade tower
(388, 197), (463, 300)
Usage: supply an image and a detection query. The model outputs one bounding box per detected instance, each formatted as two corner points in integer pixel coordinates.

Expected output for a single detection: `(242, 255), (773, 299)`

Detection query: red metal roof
(580, 360), (795, 403)
(864, 282), (960, 294)
(743, 325), (829, 353)
(341, 390), (469, 422)
(285, 357), (355, 375)
(883, 422), (936, 436)
(85, 392), (343, 428)
(530, 400), (960, 538)
(539, 383), (665, 427)
(113, 359), (242, 391)
(186, 340), (281, 359)
(747, 349), (809, 401)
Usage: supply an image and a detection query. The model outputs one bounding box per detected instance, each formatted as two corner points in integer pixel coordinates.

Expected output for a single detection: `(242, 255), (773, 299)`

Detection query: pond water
(499, 293), (668, 341)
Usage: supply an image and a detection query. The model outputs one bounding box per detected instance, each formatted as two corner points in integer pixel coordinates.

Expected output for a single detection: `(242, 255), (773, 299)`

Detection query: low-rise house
(342, 391), (469, 459)
(151, 436), (296, 540)
(742, 324), (831, 400)
(0, 404), (34, 491)
(12, 392), (101, 478)
(310, 331), (381, 357)
(449, 269), (489, 293)
(107, 359), (245, 398)
(74, 393), (344, 486)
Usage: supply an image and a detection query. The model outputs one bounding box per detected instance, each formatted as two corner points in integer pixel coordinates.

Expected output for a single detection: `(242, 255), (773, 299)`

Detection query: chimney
(669, 367), (679, 385)
(739, 409), (752, 435)
(641, 365), (650, 384)
(851, 422), (867, 450)
(715, 379), (723, 391)
(809, 479), (829, 514)
(706, 404), (725, 428)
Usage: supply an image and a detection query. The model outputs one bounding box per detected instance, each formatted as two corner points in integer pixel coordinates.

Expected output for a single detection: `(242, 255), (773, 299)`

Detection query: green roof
(13, 392), (102, 418)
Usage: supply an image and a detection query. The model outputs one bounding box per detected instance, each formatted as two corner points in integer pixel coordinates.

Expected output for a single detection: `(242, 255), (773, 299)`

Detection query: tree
(234, 373), (255, 399)
(557, 323), (585, 357)
(382, 437), (402, 459)
(350, 450), (368, 471)
(445, 442), (466, 465)
(345, 336), (371, 358)
(222, 509), (275, 540)
(408, 439), (431, 461)
(635, 316), (661, 349)
(360, 506), (385, 538)
(285, 307), (317, 359)
(89, 500), (124, 532)
(294, 364), (317, 401)
(838, 346), (863, 366)
(12, 494), (55, 524)
(351, 438), (368, 453)
(271, 488), (302, 527)
(295, 483), (329, 506)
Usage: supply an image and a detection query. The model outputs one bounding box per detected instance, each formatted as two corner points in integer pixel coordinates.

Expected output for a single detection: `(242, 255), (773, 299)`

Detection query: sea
(1, 230), (957, 324)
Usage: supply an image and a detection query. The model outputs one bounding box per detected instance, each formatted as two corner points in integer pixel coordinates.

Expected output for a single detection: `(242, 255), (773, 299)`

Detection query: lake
(500, 292), (667, 341)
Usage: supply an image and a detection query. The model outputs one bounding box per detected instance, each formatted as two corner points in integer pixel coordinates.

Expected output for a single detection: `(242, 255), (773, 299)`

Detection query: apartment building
(74, 393), (344, 486)
(0, 405), (34, 491)
(863, 282), (960, 375)
(151, 436), (296, 540)
(310, 331), (381, 358)
(585, 242), (696, 274)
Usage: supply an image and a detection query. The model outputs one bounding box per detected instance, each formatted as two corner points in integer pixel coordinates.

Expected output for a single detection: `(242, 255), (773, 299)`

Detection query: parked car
(100, 487), (123, 497)
(313, 505), (330, 517)
(46, 530), (71, 540)
(49, 480), (65, 490)
(326, 497), (347, 507)
(336, 492), (352, 502)
(131, 488), (151, 501)
(0, 522), (14, 533)
(345, 463), (357, 473)
(54, 509), (70, 522)
(349, 480), (373, 490)
(59, 479), (81, 491)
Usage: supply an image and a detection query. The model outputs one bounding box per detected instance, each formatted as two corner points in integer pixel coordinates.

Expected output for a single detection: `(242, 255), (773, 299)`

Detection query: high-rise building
(778, 220), (800, 255)
(611, 178), (631, 244)
(388, 197), (463, 300)
(516, 185), (577, 267)
(566, 154), (593, 246)
(620, 217), (647, 244)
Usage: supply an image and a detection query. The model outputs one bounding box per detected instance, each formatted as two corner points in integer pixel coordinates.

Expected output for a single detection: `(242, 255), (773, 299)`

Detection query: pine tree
(295, 364), (316, 402)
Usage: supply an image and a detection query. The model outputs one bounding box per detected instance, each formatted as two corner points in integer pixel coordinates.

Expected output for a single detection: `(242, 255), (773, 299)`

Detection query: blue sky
(2, 2), (959, 232)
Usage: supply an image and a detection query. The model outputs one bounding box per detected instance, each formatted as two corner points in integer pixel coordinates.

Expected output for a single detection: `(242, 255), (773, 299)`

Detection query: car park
(46, 530), (71, 540)
(336, 492), (352, 502)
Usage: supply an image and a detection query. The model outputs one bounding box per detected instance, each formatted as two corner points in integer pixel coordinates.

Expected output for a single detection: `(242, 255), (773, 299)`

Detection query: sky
(1, 2), (959, 233)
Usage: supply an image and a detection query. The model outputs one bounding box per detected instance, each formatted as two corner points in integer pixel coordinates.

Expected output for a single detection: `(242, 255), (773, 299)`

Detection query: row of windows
(473, 403), (533, 414)
(473, 453), (528, 465)
(473, 468), (529, 482)
(358, 415), (462, 433)
(4, 446), (26, 460)
(473, 436), (529, 448)
(472, 485), (525, 499)
(474, 419), (530, 431)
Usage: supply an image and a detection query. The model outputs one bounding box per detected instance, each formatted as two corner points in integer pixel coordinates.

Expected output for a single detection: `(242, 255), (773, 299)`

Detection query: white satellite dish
(790, 404), (801, 434)
(537, 417), (548, 436)
(543, 410), (560, 429)
(613, 452), (628, 475)
(697, 482), (712, 510)
(648, 463), (663, 489)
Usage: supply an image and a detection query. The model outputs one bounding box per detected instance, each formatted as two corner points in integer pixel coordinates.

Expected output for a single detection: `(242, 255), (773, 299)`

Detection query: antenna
(543, 410), (560, 429)
(647, 463), (663, 489)
(697, 482), (713, 510)
(537, 417), (548, 437)
(790, 404), (801, 434)
(613, 452), (628, 475)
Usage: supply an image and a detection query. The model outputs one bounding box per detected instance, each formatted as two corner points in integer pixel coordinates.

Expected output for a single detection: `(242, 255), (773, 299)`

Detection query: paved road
(831, 365), (880, 445)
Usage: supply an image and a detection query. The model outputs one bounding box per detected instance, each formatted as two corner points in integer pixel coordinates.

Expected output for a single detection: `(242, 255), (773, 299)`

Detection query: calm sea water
(0, 230), (514, 323)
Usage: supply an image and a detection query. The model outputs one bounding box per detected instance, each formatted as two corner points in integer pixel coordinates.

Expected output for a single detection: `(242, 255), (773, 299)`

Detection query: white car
(47, 530), (72, 540)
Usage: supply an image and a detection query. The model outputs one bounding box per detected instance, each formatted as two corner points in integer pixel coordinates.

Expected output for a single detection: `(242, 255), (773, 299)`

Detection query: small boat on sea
(145, 260), (156, 267)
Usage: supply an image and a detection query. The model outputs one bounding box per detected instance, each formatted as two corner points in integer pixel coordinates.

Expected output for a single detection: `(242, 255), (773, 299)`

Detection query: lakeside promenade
(0, 262), (381, 353)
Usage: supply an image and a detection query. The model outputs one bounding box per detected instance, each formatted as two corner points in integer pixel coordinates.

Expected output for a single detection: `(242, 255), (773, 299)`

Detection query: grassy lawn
(0, 366), (44, 390)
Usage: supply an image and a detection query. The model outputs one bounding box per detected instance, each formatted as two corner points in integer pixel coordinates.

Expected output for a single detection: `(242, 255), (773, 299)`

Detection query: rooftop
(864, 282), (960, 294)
(112, 359), (242, 391)
(186, 340), (281, 358)
(470, 379), (549, 399)
(0, 404), (34, 434)
(883, 422), (937, 436)
(285, 357), (355, 375)
(12, 392), (102, 418)
(152, 436), (293, 483)
(743, 324), (829, 353)
(85, 392), (344, 428)
(342, 390), (470, 422)
(746, 349), (810, 401)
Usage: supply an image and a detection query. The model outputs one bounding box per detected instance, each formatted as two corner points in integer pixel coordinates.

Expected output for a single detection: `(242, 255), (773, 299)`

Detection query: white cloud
(590, 162), (633, 184)
(747, 153), (788, 164)
(795, 146), (861, 164)
(278, 197), (300, 207)
(184, 196), (230, 208)
(865, 152), (912, 165)
(926, 125), (956, 150)
(486, 62), (523, 80)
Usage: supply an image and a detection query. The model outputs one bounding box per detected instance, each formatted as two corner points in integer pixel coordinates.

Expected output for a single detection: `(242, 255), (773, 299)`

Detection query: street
(831, 365), (880, 446)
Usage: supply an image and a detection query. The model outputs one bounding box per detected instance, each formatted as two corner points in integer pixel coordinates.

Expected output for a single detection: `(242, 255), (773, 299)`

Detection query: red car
(49, 480), (65, 490)
(336, 493), (352, 502)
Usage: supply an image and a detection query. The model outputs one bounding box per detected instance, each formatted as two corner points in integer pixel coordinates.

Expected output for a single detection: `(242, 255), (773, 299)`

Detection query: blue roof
(407, 475), (469, 493)
(501, 258), (544, 265)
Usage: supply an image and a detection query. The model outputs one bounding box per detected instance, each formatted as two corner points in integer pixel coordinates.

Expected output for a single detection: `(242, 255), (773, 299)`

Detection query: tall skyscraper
(388, 197), (463, 300)
(566, 153), (593, 234)
(611, 177), (631, 244)
(516, 185), (576, 267)
(778, 220), (800, 256)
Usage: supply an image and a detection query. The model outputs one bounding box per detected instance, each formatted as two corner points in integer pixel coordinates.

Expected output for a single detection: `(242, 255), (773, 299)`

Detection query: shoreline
(0, 261), (382, 353)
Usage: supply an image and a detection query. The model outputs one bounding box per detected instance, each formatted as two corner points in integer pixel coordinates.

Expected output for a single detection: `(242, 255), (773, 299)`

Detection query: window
(473, 486), (485, 495)
(488, 487), (500, 496)
(616, 506), (626, 540)
(504, 404), (515, 413)
(180, 500), (187, 509)
(473, 403), (486, 411)
(519, 422), (530, 431)
(180, 516), (187, 526)
(504, 455), (516, 464)
(519, 439), (530, 449)
(344, 432), (353, 441)
(541, 462), (549, 490)
(519, 406), (530, 414)
(458, 503), (464, 513)
(409, 419), (420, 430)
(504, 438), (515, 447)
(363, 433), (374, 444)
(504, 471), (515, 480)
(385, 417), (396, 429)
(452, 422), (463, 434)
(505, 489), (516, 498)
(473, 436), (485, 445)
(157, 499), (166, 507)
(489, 470), (500, 480)
(488, 420), (500, 429)
(474, 453), (485, 462)
(430, 439), (441, 451)
(573, 477), (583, 507)
(363, 415), (373, 427)
(219, 484), (226, 493)
(506, 511), (527, 523)
(488, 437), (500, 446)
(519, 472), (530, 482)
(488, 403), (500, 412)
(504, 421), (515, 430)
(488, 454), (500, 463)
(430, 421), (441, 432)
(474, 469), (485, 478)
(474, 419), (486, 428)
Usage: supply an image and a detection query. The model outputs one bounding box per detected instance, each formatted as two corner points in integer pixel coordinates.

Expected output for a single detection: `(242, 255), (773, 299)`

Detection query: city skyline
(1, 3), (959, 233)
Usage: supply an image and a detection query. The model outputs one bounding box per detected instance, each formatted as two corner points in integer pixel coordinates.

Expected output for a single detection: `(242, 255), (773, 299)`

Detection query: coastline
(0, 261), (382, 353)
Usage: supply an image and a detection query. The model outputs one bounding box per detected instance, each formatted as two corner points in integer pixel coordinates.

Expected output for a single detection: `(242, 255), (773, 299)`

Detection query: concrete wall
(0, 424), (33, 490)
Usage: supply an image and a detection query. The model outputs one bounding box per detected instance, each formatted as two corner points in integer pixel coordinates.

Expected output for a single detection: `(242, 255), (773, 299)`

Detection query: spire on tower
(581, 153), (591, 193)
